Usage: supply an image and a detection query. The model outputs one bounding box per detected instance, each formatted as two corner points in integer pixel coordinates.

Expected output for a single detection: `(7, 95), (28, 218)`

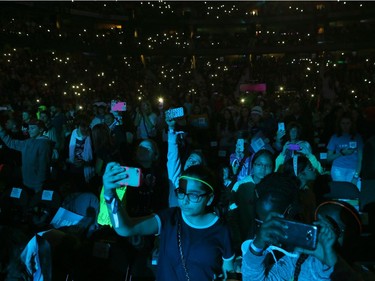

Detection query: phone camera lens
(306, 230), (313, 241)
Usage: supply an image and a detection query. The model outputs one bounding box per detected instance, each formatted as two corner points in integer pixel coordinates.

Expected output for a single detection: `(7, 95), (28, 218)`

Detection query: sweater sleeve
(167, 131), (181, 207)
(36, 140), (53, 184)
(241, 240), (269, 281)
(307, 153), (325, 174)
(274, 153), (285, 172)
(0, 133), (25, 152)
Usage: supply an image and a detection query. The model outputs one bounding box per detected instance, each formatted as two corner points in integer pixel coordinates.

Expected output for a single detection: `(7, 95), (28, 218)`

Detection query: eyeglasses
(174, 188), (209, 203)
(253, 162), (273, 170)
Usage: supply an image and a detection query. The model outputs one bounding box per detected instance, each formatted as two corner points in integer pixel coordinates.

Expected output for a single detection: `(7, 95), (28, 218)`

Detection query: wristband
(104, 195), (115, 204)
(339, 149), (345, 156)
(104, 194), (119, 215)
(104, 192), (116, 203)
(250, 241), (264, 256)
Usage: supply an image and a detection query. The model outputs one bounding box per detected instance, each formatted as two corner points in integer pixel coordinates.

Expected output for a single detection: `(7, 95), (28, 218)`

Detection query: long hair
(335, 112), (356, 139)
(91, 123), (114, 151)
(219, 108), (236, 132)
(286, 121), (302, 141)
(250, 149), (275, 172)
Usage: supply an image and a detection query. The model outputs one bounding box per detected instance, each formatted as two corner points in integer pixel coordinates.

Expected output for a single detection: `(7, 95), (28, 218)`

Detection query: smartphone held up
(111, 100), (127, 112)
(165, 107), (184, 120)
(118, 166), (142, 187)
(276, 218), (318, 251)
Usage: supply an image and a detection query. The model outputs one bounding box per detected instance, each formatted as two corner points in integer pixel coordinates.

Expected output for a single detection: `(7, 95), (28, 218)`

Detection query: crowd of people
(0, 2), (375, 279)
(0, 77), (374, 279)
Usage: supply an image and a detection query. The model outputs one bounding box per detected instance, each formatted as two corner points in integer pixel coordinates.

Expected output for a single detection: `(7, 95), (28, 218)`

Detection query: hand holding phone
(275, 218), (318, 250)
(254, 213), (318, 251)
(119, 166), (142, 187)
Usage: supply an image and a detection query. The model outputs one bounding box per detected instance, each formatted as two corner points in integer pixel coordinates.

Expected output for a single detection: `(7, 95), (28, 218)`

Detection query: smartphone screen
(165, 107), (184, 120)
(278, 122), (285, 131)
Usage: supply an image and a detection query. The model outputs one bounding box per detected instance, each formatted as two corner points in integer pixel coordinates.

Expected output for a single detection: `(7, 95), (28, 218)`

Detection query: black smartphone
(276, 218), (318, 250)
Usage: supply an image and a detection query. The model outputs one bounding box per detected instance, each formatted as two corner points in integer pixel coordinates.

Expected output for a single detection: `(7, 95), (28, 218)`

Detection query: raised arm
(166, 117), (182, 207)
(102, 162), (159, 237)
(0, 125), (25, 152)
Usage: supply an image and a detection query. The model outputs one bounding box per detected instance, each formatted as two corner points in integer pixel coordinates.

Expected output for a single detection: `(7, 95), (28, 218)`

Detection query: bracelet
(250, 241), (264, 256)
(104, 193), (116, 203)
(104, 193), (119, 214)
(104, 195), (115, 204)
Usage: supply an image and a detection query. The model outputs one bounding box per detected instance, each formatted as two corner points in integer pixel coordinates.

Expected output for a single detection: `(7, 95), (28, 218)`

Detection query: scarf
(69, 128), (95, 183)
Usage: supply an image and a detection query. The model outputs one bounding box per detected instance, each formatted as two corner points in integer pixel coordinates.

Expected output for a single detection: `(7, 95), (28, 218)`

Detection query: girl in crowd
(229, 149), (274, 253)
(66, 115), (95, 191)
(273, 121), (303, 152)
(229, 134), (252, 182)
(241, 172), (339, 281)
(216, 108), (237, 151)
(327, 112), (363, 189)
(98, 138), (168, 279)
(91, 123), (122, 177)
(283, 155), (318, 223)
(275, 140), (325, 175)
(134, 100), (157, 140)
(102, 163), (234, 280)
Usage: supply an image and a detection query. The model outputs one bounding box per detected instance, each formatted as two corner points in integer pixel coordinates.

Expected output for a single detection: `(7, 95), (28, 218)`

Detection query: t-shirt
(155, 207), (234, 281)
(230, 153), (251, 181)
(74, 138), (85, 161)
(327, 133), (363, 170)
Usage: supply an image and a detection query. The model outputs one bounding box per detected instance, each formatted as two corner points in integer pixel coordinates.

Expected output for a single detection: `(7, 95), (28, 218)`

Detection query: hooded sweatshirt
(0, 132), (53, 192)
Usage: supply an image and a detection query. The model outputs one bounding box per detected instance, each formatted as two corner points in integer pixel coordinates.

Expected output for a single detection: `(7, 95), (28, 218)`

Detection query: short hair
(39, 110), (51, 119)
(255, 172), (300, 219)
(28, 119), (46, 130)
